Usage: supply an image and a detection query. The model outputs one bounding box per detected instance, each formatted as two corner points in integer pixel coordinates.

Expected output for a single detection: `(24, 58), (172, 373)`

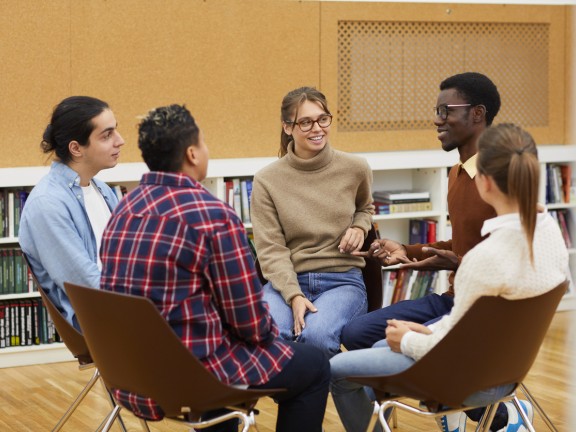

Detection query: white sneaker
(436, 412), (467, 432)
(495, 400), (534, 432)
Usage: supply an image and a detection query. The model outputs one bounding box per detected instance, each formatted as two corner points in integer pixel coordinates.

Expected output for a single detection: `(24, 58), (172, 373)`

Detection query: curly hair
(138, 104), (199, 172)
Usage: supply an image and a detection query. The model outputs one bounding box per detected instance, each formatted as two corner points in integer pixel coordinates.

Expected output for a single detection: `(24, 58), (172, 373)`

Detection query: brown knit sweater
(404, 159), (496, 295)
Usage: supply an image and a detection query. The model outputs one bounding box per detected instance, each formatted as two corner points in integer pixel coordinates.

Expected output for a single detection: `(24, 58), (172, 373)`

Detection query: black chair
(347, 281), (568, 432)
(64, 282), (284, 432)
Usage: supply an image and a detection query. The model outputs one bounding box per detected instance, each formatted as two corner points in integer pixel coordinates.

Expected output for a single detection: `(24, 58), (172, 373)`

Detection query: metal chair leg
(51, 367), (100, 432)
(98, 374), (128, 432)
(519, 383), (558, 432)
(512, 396), (536, 432)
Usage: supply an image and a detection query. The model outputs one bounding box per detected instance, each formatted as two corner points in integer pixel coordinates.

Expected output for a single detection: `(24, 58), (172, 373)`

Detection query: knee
(340, 319), (364, 351)
(301, 329), (340, 358)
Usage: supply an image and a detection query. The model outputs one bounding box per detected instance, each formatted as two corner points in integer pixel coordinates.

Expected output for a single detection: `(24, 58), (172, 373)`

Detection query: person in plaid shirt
(100, 104), (329, 432)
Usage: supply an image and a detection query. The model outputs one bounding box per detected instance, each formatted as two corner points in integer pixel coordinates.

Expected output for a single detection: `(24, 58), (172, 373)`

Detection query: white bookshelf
(0, 144), (574, 367)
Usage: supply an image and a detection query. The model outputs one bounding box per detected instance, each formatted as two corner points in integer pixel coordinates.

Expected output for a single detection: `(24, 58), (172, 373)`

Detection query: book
(373, 189), (430, 201)
(240, 179), (251, 223)
(374, 201), (432, 214)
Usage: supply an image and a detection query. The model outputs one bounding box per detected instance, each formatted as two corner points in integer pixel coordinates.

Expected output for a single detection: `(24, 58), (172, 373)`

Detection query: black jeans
(203, 342), (330, 432)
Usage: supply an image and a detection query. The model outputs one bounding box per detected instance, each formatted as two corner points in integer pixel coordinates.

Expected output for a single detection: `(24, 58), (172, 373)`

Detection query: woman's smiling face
(283, 99), (331, 160)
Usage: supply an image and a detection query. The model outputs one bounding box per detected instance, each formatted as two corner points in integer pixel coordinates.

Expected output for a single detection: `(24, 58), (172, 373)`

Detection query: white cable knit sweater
(401, 211), (569, 361)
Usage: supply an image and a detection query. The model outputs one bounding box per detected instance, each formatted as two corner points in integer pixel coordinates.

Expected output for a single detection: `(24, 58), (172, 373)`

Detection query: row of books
(0, 189), (29, 239)
(0, 298), (60, 348)
(373, 189), (432, 215)
(550, 209), (573, 249)
(382, 269), (438, 308)
(225, 178), (253, 224)
(0, 248), (35, 295)
(546, 164), (573, 204)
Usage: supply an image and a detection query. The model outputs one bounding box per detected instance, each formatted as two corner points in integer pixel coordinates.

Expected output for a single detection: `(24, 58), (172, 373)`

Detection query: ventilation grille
(338, 21), (549, 132)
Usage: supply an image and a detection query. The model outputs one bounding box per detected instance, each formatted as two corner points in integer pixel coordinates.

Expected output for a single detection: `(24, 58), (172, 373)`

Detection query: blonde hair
(477, 123), (539, 263)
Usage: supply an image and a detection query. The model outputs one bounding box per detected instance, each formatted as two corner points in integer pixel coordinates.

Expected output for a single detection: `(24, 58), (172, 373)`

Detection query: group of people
(19, 71), (568, 432)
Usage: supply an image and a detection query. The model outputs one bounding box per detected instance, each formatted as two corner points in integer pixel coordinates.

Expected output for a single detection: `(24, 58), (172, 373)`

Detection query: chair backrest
(64, 282), (279, 419)
(23, 254), (92, 365)
(350, 280), (568, 408)
(255, 224), (383, 312)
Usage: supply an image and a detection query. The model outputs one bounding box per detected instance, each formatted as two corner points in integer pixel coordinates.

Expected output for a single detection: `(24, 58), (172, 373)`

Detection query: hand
(400, 246), (459, 271)
(386, 319), (432, 352)
(385, 319), (412, 352)
(339, 227), (365, 253)
(353, 238), (410, 266)
(290, 295), (318, 337)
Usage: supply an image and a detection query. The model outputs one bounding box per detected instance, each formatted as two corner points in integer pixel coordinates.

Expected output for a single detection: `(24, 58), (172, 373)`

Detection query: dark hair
(41, 96), (110, 164)
(440, 72), (501, 126)
(279, 86), (331, 157)
(138, 104), (200, 172)
(477, 123), (539, 263)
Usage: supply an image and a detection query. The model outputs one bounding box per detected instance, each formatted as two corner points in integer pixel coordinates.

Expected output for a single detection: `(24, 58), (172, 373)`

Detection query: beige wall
(0, 1), (573, 168)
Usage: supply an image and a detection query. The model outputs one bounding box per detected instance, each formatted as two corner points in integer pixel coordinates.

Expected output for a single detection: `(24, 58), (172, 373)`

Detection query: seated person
(330, 124), (568, 432)
(251, 86), (374, 358)
(19, 96), (124, 329)
(99, 104), (330, 432)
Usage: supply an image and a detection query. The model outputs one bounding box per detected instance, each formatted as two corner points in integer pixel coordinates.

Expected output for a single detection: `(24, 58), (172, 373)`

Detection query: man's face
(433, 88), (476, 152)
(81, 109), (125, 171)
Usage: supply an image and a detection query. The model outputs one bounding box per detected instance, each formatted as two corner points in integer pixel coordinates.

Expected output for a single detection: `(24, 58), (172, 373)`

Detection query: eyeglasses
(433, 104), (472, 121)
(287, 114), (332, 132)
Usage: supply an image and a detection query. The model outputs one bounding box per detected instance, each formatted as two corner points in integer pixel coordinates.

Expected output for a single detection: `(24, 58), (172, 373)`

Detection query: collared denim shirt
(19, 161), (119, 329)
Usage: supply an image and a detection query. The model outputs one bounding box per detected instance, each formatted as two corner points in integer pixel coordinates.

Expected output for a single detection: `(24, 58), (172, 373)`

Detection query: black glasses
(433, 104), (472, 121)
(287, 114), (332, 132)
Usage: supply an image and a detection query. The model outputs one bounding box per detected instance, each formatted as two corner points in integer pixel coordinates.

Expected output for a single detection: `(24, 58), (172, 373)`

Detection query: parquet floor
(0, 311), (574, 431)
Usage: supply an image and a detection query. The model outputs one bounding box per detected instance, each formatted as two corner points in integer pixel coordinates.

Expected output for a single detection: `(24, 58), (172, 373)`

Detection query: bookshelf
(0, 144), (574, 367)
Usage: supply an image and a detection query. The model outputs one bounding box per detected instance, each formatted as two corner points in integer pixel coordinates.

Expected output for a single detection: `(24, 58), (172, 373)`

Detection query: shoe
(496, 400), (534, 432)
(436, 412), (467, 432)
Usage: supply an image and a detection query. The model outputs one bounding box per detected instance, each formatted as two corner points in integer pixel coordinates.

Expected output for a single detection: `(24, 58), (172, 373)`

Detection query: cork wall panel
(320, 3), (567, 152)
(0, 0), (320, 167)
(0, 1), (72, 167)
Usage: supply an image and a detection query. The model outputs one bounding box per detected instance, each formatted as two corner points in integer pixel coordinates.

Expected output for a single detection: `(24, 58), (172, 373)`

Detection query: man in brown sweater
(342, 72), (500, 349)
(341, 71), (505, 432)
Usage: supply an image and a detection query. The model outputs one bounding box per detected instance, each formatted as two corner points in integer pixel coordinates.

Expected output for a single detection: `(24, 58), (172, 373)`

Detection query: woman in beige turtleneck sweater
(251, 86), (375, 358)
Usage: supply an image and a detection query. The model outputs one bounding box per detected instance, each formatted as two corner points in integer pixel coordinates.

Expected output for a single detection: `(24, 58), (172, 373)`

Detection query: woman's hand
(339, 227), (365, 253)
(291, 295), (317, 337)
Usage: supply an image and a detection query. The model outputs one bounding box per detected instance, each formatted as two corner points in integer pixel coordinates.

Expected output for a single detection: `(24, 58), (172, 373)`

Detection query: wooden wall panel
(0, 1), (71, 167)
(320, 2), (567, 152)
(0, 0), (320, 167)
(0, 1), (572, 168)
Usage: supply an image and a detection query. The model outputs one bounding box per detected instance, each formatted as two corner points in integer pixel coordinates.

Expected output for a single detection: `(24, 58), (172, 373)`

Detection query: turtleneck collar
(285, 141), (334, 172)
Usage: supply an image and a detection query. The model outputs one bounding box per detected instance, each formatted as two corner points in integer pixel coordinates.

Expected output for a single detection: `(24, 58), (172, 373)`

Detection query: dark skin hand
(353, 239), (459, 272)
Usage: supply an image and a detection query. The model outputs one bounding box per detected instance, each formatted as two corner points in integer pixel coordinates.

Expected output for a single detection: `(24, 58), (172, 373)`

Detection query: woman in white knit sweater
(330, 123), (569, 432)
(251, 87), (374, 358)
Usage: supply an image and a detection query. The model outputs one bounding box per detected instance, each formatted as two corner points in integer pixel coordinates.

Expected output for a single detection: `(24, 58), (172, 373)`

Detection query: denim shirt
(19, 161), (119, 329)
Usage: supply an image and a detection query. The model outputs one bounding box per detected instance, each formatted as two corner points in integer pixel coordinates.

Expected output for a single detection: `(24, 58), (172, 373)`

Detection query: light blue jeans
(330, 339), (515, 432)
(263, 269), (367, 358)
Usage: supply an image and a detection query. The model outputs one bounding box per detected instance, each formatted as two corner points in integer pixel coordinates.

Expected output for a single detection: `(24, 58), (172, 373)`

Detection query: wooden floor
(0, 311), (574, 432)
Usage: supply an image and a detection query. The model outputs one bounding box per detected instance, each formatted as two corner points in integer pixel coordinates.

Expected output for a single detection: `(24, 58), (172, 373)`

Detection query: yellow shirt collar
(459, 153), (478, 179)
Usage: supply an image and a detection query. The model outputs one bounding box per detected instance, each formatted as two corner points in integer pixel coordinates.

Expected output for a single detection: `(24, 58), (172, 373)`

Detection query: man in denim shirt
(19, 96), (124, 329)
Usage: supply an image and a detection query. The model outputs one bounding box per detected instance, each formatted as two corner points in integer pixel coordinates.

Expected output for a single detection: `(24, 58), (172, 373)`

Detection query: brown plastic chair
(255, 223), (383, 312)
(23, 254), (127, 432)
(64, 281), (284, 432)
(347, 280), (569, 432)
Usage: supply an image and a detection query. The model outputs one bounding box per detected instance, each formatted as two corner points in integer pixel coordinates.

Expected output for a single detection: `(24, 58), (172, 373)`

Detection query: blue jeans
(341, 293), (454, 350)
(263, 269), (367, 358)
(330, 340), (514, 432)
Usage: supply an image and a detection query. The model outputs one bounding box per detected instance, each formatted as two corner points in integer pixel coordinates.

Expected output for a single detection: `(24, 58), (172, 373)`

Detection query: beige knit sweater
(251, 142), (374, 303)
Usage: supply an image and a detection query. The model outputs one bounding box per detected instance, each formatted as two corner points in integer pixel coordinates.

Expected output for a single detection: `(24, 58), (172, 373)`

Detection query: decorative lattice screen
(338, 21), (549, 132)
